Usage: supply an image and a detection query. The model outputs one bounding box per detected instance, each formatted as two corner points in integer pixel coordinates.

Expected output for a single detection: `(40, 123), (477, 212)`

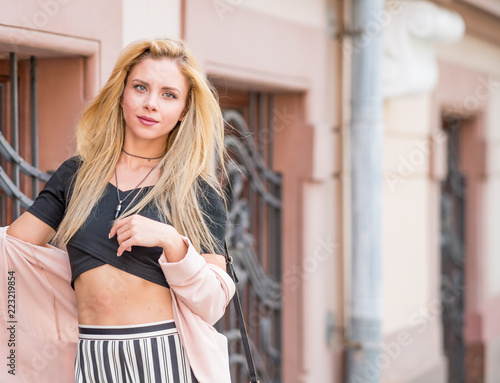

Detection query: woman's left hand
(109, 214), (188, 261)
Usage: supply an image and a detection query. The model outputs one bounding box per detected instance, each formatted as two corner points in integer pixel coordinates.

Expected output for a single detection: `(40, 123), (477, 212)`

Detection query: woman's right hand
(6, 212), (55, 246)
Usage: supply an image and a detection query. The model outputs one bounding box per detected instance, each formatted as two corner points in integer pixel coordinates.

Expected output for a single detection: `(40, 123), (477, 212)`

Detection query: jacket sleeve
(158, 235), (236, 325)
(0, 227), (78, 383)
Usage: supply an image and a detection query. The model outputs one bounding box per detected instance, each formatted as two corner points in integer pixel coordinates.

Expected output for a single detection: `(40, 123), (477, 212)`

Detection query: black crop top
(27, 156), (227, 289)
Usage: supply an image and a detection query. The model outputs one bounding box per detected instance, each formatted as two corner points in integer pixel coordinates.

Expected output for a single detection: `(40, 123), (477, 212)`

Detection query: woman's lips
(137, 116), (159, 126)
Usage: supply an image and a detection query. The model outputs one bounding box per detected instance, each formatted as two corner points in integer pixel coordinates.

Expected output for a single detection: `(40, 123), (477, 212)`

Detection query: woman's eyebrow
(131, 79), (181, 94)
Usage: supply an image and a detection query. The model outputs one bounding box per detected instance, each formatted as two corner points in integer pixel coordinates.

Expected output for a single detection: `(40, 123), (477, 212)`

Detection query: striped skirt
(75, 319), (199, 383)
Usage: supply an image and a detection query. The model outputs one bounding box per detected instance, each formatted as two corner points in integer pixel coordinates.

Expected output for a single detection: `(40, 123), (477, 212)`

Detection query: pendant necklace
(114, 164), (158, 219)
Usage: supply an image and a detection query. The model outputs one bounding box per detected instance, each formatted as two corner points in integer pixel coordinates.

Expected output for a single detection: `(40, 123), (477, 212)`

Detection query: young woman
(5, 38), (235, 383)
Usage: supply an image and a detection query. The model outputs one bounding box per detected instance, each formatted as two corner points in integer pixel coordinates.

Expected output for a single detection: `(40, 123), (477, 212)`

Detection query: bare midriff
(74, 264), (173, 326)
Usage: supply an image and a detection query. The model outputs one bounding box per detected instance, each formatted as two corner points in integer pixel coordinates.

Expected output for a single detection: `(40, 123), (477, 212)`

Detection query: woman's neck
(121, 143), (166, 168)
(118, 151), (162, 171)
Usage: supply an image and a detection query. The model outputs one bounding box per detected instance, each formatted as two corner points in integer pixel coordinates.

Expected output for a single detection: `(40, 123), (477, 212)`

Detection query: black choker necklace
(122, 149), (165, 161)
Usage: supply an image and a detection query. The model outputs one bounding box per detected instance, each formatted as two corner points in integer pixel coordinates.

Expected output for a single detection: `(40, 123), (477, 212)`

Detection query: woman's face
(121, 57), (189, 148)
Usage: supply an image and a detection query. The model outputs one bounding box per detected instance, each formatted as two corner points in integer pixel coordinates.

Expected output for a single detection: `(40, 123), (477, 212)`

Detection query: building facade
(1, 0), (499, 382)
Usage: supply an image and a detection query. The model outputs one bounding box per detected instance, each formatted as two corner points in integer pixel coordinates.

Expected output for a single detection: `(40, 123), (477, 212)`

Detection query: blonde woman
(6, 38), (235, 383)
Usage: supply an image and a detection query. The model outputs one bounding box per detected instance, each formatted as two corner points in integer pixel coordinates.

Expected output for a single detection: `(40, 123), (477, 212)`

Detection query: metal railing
(219, 99), (282, 383)
(0, 53), (50, 225)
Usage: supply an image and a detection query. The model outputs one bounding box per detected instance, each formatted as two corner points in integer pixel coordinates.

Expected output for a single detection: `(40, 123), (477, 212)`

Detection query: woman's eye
(163, 92), (176, 99)
(134, 84), (147, 91)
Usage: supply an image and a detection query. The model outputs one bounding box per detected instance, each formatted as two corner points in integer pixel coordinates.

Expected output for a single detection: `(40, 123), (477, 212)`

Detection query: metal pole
(346, 0), (385, 382)
(9, 52), (20, 218)
(30, 56), (38, 200)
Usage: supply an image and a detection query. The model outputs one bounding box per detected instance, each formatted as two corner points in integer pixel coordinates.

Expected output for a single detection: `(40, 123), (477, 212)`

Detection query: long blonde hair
(53, 38), (227, 254)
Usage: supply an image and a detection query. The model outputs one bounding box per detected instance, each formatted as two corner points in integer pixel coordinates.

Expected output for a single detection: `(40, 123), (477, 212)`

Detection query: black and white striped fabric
(75, 320), (198, 383)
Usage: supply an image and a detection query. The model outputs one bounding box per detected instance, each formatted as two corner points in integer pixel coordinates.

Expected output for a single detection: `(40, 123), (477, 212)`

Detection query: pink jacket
(0, 227), (235, 383)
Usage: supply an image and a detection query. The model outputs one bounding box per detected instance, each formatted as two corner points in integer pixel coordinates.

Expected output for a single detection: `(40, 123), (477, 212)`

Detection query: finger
(109, 216), (131, 238)
(117, 224), (141, 245)
(109, 221), (122, 239)
(117, 237), (136, 256)
(116, 231), (132, 247)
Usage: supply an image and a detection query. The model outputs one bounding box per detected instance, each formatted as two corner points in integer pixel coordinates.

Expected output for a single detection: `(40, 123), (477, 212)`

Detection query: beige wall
(382, 94), (433, 334)
(122, 0), (181, 46)
(381, 92), (446, 382)
(237, 0), (328, 28)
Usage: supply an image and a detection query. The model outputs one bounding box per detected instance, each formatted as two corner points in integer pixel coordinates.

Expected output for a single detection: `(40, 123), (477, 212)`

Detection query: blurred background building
(0, 0), (499, 382)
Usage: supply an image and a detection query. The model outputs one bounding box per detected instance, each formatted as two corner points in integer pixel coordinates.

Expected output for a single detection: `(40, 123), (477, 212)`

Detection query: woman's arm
(6, 157), (80, 247)
(159, 236), (235, 325)
(6, 212), (56, 246)
(200, 253), (226, 271)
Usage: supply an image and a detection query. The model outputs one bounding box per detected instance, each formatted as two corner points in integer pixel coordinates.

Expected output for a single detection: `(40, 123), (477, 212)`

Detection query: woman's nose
(143, 94), (158, 111)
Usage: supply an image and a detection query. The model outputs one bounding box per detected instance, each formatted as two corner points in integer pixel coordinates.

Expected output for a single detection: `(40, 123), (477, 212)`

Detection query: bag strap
(223, 241), (259, 383)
